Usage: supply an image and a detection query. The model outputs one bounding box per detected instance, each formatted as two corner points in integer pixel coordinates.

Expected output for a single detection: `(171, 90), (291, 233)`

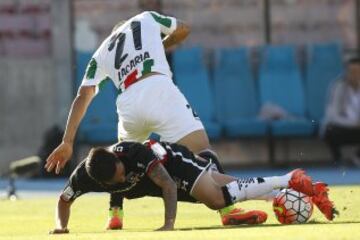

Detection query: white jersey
(81, 11), (177, 94)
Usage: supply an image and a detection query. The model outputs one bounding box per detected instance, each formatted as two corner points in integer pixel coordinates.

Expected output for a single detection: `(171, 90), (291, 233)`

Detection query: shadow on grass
(176, 220), (360, 231)
(73, 220), (360, 234)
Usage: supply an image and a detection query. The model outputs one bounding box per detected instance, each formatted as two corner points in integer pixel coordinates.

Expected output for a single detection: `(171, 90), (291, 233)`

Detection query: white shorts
(116, 74), (204, 143)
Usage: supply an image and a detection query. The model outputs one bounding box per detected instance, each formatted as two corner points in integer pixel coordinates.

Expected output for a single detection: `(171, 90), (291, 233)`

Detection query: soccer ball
(273, 188), (313, 224)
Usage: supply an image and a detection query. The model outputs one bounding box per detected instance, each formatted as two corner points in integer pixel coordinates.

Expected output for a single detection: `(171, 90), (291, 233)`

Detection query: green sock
(219, 205), (236, 216)
(109, 207), (124, 218)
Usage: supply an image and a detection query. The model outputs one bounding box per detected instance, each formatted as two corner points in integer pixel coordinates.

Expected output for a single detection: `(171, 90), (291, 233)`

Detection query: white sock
(263, 173), (291, 189)
(255, 190), (280, 201)
(225, 175), (290, 203)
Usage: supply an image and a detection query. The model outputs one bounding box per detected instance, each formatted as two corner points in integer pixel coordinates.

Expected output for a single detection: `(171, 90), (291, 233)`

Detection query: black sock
(110, 193), (124, 209)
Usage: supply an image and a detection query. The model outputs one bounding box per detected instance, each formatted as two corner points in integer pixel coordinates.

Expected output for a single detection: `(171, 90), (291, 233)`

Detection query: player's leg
(190, 171), (268, 224)
(165, 143), (267, 225)
(196, 148), (259, 224)
(176, 129), (210, 154)
(192, 169), (316, 205)
(191, 169), (337, 221)
(192, 170), (292, 206)
(122, 75), (268, 224)
(140, 76), (251, 224)
(106, 193), (124, 230)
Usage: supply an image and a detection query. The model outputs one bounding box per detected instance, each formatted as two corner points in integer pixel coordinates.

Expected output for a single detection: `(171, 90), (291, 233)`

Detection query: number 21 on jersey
(108, 21), (154, 84)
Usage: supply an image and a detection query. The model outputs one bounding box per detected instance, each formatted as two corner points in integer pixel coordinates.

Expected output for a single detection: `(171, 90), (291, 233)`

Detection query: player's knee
(203, 189), (227, 210)
(205, 198), (226, 210)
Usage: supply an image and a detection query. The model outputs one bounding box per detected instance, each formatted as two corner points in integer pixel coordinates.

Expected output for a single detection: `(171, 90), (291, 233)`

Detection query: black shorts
(163, 143), (212, 195)
(123, 143), (212, 202)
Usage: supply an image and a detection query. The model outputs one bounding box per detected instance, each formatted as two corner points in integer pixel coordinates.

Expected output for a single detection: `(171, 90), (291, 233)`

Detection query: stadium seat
(270, 119), (315, 136)
(305, 42), (344, 123)
(213, 47), (268, 137)
(259, 45), (315, 137)
(75, 51), (118, 143)
(173, 47), (221, 139)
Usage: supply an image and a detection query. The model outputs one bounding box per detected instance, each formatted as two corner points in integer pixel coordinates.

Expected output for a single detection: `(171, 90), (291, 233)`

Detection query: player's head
(112, 20), (126, 33)
(346, 56), (360, 89)
(85, 147), (125, 185)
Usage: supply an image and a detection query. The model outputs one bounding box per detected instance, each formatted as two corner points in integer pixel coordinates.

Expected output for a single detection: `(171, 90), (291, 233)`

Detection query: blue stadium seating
(75, 51), (118, 143)
(259, 45), (315, 136)
(173, 47), (222, 139)
(213, 47), (268, 137)
(305, 42), (344, 123)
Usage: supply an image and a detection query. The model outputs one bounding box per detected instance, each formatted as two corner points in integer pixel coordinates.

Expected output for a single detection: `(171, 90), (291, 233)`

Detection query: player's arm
(45, 85), (95, 174)
(147, 163), (177, 231)
(49, 197), (74, 234)
(127, 142), (177, 230)
(149, 11), (190, 50)
(162, 20), (190, 50)
(49, 164), (91, 234)
(50, 183), (79, 235)
(62, 86), (96, 145)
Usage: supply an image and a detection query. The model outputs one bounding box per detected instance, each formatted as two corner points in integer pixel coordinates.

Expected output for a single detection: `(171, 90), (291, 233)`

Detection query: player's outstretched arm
(148, 163), (177, 231)
(163, 20), (190, 50)
(49, 197), (74, 234)
(45, 86), (96, 174)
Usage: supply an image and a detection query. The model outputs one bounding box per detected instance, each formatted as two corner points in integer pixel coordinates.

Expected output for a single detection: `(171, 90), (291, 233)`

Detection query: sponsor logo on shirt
(137, 162), (145, 169)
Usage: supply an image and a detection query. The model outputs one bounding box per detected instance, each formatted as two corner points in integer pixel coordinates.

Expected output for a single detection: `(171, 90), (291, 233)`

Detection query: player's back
(90, 11), (176, 92)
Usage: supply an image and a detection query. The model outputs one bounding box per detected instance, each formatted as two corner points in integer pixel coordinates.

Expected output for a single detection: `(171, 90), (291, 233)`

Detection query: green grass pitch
(0, 186), (359, 240)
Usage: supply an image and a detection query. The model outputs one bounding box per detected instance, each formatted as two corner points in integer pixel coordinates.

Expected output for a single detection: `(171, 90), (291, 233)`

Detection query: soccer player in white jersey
(45, 11), (262, 229)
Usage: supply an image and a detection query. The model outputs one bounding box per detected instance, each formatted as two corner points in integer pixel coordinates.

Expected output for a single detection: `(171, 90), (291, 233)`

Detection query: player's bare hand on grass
(49, 228), (69, 234)
(45, 142), (73, 174)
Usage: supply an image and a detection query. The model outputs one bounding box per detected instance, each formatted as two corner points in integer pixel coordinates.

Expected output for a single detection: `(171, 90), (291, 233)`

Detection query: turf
(0, 186), (359, 240)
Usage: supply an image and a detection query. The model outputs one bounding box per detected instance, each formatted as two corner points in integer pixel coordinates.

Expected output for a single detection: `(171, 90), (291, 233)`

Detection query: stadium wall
(74, 0), (355, 49)
(0, 58), (56, 174)
(0, 0), (72, 175)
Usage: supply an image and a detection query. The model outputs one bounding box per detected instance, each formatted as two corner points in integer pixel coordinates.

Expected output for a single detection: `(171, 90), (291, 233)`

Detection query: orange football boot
(311, 182), (338, 221)
(221, 208), (268, 225)
(106, 208), (123, 230)
(288, 169), (315, 196)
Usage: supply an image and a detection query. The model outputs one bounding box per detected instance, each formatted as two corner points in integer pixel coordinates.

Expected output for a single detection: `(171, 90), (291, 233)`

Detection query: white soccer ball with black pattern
(273, 188), (314, 224)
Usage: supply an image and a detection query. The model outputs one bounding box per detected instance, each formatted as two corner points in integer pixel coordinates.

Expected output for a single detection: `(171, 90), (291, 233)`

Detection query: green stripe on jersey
(151, 12), (172, 28)
(98, 77), (110, 91)
(85, 58), (97, 80)
(142, 59), (154, 75)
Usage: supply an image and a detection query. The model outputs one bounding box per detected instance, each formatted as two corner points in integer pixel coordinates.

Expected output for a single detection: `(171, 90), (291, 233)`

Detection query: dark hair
(347, 56), (360, 65)
(85, 147), (118, 183)
(112, 20), (126, 33)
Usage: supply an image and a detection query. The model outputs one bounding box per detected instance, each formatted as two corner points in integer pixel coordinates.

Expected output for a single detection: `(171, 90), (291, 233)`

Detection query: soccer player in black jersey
(49, 141), (336, 233)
